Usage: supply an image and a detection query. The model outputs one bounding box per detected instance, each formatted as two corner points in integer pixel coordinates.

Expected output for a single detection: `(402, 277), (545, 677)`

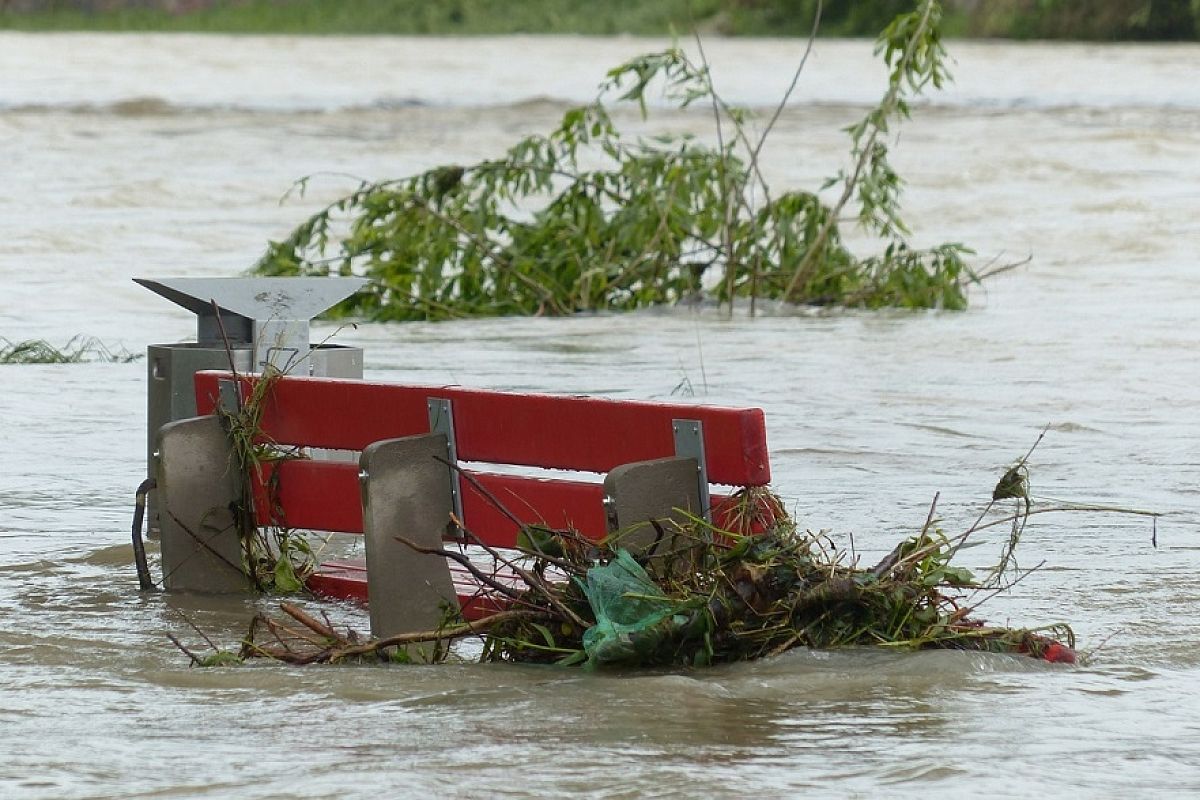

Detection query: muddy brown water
(1, 34), (1198, 797)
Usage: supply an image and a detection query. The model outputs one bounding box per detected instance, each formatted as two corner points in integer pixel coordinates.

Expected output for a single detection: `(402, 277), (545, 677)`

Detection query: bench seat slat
(310, 559), (512, 620)
(252, 459), (748, 547)
(249, 460), (610, 543)
(196, 372), (770, 486)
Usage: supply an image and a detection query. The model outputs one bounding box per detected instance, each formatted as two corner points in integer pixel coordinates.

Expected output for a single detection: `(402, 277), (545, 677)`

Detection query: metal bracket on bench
(427, 397), (464, 523)
(217, 377), (242, 415)
(672, 418), (711, 522)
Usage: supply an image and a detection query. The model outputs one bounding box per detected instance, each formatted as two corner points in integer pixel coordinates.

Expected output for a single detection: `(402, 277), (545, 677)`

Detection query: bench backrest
(194, 370), (771, 547)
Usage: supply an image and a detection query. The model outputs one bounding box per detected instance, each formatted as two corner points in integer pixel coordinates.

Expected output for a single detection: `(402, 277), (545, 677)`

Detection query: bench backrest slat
(195, 371), (771, 487)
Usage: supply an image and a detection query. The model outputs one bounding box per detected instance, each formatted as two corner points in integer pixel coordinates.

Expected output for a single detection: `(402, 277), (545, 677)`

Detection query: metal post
(672, 418), (711, 522)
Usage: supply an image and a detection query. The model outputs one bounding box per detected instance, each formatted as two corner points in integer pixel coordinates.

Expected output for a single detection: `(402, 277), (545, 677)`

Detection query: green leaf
(556, 649), (587, 667)
(273, 556), (303, 594)
(530, 623), (557, 649)
(940, 566), (976, 586)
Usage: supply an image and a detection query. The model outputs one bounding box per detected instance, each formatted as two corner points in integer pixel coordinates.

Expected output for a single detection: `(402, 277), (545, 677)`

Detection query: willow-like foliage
(255, 1), (979, 320)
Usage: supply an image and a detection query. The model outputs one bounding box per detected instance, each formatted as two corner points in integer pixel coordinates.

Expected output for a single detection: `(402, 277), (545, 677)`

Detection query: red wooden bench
(156, 370), (772, 641)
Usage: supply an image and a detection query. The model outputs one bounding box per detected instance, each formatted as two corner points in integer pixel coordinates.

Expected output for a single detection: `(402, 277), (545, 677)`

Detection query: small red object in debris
(1041, 642), (1076, 664)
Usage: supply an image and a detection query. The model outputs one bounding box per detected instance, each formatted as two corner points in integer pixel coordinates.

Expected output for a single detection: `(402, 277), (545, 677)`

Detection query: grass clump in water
(0, 336), (139, 364)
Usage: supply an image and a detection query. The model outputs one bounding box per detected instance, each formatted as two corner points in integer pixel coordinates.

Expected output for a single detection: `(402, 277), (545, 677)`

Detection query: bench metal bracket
(427, 397), (464, 523)
(672, 418), (711, 522)
(217, 376), (242, 416)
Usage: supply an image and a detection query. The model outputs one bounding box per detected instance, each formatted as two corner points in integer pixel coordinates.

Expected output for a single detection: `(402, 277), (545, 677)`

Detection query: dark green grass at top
(0, 0), (921, 36)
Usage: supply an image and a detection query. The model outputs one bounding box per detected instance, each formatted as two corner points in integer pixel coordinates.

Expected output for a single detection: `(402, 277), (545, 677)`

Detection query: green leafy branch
(255, 0), (990, 320)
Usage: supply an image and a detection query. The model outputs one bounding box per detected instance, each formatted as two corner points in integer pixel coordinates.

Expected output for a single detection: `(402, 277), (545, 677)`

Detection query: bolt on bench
(155, 370), (772, 641)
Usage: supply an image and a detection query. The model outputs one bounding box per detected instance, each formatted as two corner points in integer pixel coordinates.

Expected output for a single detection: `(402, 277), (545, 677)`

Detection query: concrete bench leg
(360, 434), (458, 660)
(603, 456), (703, 561)
(156, 415), (249, 593)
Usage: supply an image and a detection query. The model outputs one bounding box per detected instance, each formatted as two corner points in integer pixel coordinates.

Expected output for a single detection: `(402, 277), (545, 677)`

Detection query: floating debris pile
(219, 478), (1082, 670)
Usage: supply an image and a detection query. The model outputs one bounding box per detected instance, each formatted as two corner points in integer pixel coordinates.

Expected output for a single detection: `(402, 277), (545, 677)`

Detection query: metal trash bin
(136, 276), (367, 533)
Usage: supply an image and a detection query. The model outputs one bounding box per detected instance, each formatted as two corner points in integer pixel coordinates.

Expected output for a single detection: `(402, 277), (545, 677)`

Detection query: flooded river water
(1, 33), (1198, 797)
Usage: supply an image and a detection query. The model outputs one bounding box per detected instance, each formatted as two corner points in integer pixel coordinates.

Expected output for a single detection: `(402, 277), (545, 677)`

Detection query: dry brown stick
(521, 532), (590, 574)
(242, 616), (306, 661)
(875, 493), (1003, 582)
(919, 492), (940, 537)
(210, 298), (240, 379)
(409, 458), (591, 624)
(947, 497), (996, 561)
(461, 525), (590, 630)
(260, 620), (301, 654)
(173, 608), (222, 653)
(263, 615), (330, 649)
(272, 609), (539, 664)
(394, 535), (527, 602)
(166, 632), (202, 666)
(968, 504), (1161, 534)
(319, 609), (344, 641)
(254, 645), (325, 666)
(420, 488), (589, 628)
(400, 531), (588, 630)
(434, 456), (589, 574)
(343, 609), (534, 655)
(475, 521), (582, 575)
(160, 510), (247, 585)
(434, 456), (524, 530)
(963, 559), (1046, 616)
(974, 255), (1031, 281)
(765, 632), (802, 660)
(280, 602), (340, 639)
(870, 493), (946, 579)
(259, 615), (299, 654)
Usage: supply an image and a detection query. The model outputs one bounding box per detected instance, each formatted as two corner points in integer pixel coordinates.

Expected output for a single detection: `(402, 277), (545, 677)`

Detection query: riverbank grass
(0, 0), (958, 36)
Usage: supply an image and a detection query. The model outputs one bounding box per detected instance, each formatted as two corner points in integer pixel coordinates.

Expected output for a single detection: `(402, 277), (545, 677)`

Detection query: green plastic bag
(579, 550), (677, 667)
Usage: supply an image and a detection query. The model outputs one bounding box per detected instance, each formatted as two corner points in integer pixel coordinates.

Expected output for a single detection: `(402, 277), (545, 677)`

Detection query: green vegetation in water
(957, 0), (1198, 41)
(0, 336), (139, 364)
(0, 0), (798, 35)
(227, 463), (1099, 669)
(153, 319), (362, 598)
(218, 364), (319, 594)
(0, 1), (941, 36)
(257, 1), (1008, 321)
(169, 421), (1158, 669)
(3, 0), (1196, 40)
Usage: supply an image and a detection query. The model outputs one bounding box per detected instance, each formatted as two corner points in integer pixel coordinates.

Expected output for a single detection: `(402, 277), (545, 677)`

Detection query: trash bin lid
(134, 277), (368, 322)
